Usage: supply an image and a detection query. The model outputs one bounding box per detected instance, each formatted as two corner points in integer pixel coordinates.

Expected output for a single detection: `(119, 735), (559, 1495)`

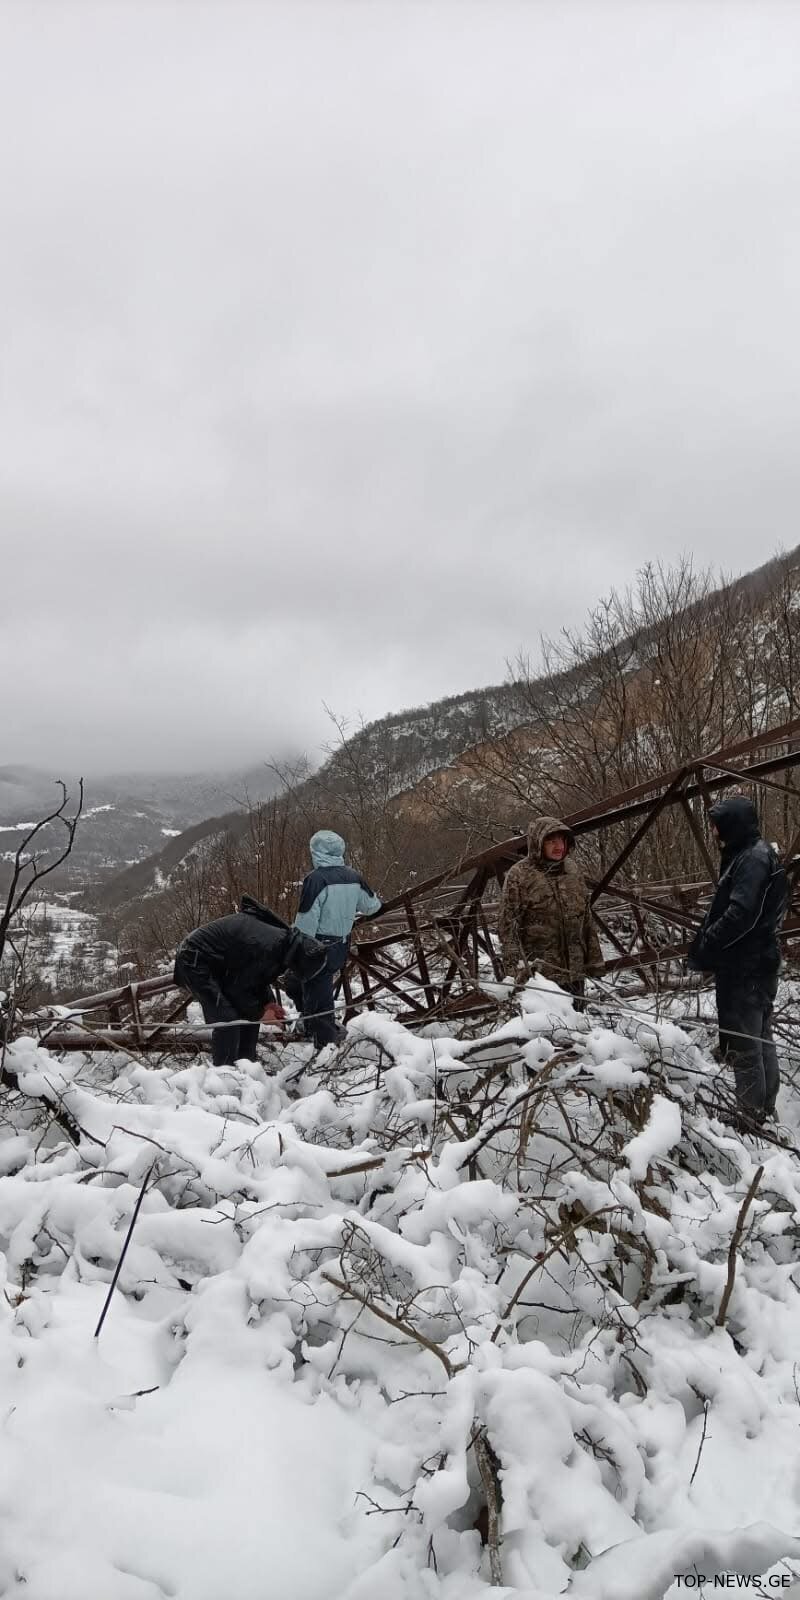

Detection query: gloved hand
(262, 1003), (287, 1025)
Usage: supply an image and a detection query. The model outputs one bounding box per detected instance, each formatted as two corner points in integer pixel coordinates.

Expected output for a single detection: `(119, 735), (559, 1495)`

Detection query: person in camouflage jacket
(498, 816), (603, 995)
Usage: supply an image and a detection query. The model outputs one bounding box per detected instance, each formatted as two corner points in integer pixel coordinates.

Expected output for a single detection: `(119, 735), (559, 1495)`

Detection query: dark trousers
(174, 954), (261, 1068)
(716, 971), (779, 1116)
(283, 939), (348, 1049)
(208, 1021), (260, 1068)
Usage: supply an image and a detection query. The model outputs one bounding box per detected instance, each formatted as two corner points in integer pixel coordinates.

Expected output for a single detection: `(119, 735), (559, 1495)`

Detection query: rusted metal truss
(20, 716), (800, 1050)
(340, 715), (800, 1023)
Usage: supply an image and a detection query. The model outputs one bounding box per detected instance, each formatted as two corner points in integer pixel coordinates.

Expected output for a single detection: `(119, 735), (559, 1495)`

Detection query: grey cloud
(2, 2), (800, 772)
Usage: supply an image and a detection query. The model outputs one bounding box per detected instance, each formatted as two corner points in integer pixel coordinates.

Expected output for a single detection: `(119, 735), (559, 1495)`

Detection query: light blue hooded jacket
(293, 830), (382, 940)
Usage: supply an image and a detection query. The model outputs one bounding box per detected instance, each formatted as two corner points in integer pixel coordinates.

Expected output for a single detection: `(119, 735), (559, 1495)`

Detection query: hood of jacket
(239, 894), (290, 931)
(527, 816), (575, 863)
(310, 830), (347, 869)
(708, 796), (760, 849)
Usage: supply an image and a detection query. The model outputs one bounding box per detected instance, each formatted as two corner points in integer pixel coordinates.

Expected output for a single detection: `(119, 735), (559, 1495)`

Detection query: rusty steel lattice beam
(346, 715), (800, 1023)
(17, 716), (800, 1049)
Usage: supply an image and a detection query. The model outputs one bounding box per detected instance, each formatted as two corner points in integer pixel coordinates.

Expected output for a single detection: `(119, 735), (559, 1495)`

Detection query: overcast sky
(2, 2), (799, 774)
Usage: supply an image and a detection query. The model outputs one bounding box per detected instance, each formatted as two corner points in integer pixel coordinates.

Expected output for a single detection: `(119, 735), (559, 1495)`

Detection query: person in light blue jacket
(287, 830), (382, 1048)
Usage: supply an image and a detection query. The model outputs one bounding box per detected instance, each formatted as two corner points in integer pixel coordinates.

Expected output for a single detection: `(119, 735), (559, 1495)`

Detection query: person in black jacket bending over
(174, 896), (326, 1067)
(688, 796), (787, 1127)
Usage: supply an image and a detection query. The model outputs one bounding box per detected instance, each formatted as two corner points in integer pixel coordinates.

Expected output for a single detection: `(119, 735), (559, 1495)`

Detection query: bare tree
(0, 781), (84, 970)
(415, 554), (796, 885)
(0, 780), (83, 1046)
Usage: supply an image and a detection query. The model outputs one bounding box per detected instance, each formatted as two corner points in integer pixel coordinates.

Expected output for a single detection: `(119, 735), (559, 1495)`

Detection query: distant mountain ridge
(80, 686), (529, 915)
(0, 763), (285, 892)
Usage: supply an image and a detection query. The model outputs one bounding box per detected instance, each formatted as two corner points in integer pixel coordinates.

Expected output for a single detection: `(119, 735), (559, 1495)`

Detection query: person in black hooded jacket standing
(688, 796), (787, 1127)
(173, 896), (326, 1067)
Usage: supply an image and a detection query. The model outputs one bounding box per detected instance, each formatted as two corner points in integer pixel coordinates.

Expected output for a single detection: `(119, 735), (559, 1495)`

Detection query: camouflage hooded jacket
(498, 816), (603, 986)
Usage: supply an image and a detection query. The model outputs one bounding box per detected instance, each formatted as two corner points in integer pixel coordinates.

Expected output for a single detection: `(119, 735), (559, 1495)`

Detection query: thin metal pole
(93, 1161), (155, 1340)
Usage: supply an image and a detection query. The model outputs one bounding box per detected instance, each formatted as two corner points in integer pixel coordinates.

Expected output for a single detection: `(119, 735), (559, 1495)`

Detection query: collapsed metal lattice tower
(343, 714), (800, 1023)
(22, 716), (800, 1050)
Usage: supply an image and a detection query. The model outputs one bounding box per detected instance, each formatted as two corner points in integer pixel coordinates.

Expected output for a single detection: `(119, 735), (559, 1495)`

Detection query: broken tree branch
(321, 1270), (457, 1378)
(716, 1164), (764, 1329)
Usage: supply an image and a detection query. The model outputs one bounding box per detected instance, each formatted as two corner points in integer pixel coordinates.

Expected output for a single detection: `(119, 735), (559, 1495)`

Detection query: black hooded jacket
(174, 896), (325, 1021)
(688, 797), (787, 978)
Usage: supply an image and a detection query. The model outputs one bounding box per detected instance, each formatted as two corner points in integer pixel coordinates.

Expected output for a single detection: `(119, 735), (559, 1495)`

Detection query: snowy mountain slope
(315, 685), (524, 797)
(86, 812), (239, 914)
(0, 765), (282, 831)
(0, 765), (284, 895)
(2, 984), (800, 1598)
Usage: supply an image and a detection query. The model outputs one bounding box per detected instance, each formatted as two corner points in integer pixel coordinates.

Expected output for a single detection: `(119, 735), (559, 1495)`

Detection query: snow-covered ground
(2, 897), (116, 995)
(2, 982), (800, 1598)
